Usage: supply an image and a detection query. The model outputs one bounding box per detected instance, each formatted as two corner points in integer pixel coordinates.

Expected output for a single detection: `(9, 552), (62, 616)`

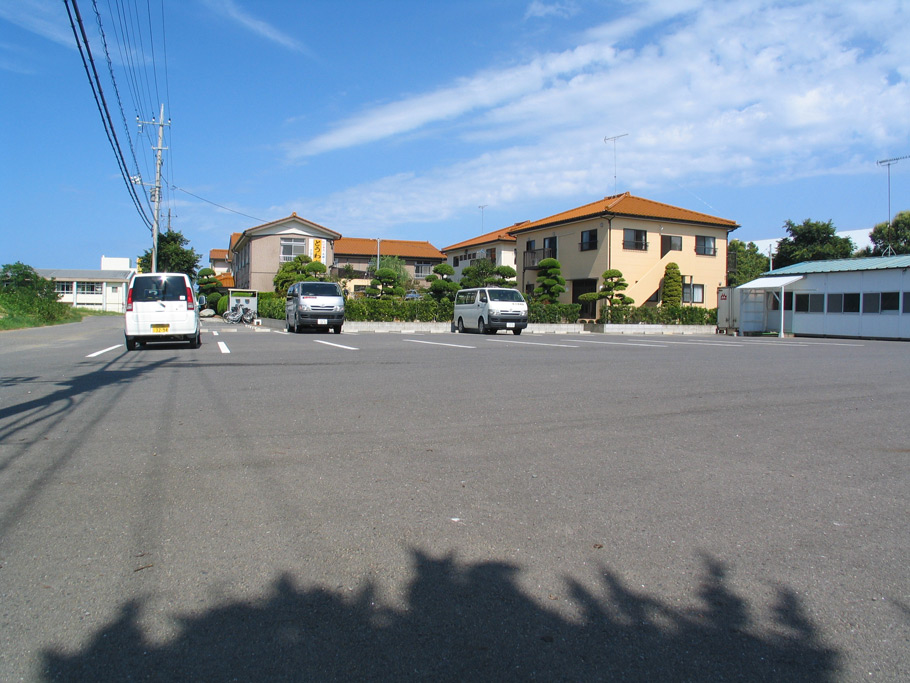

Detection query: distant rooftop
(768, 255), (910, 275)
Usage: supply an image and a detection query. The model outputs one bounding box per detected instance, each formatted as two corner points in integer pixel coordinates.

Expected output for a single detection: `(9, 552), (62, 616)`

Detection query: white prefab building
(36, 266), (136, 313)
(736, 256), (910, 340)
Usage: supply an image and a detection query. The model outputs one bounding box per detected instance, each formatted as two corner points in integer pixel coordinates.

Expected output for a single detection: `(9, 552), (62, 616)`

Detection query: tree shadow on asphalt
(41, 550), (840, 681)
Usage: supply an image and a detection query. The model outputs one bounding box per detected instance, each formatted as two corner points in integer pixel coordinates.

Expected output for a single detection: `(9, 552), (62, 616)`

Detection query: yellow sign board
(313, 239), (323, 263)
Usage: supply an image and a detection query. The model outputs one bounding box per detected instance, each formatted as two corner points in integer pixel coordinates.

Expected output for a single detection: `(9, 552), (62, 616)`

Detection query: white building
(37, 258), (135, 313)
(736, 255), (910, 340)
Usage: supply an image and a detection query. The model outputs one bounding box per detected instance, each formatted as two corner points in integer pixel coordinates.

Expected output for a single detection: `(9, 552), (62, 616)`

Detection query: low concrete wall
(583, 323), (716, 335)
(252, 317), (711, 335)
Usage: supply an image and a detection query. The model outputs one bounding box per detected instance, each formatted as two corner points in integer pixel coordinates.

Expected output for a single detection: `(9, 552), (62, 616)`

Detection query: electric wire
(92, 0), (148, 214)
(64, 0), (153, 230)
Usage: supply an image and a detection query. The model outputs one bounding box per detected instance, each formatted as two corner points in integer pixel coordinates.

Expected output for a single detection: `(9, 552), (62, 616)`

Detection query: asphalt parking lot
(1, 316), (908, 681)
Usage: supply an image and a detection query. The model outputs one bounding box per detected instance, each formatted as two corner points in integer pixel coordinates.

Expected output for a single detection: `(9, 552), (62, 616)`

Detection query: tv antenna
(604, 133), (628, 196)
(877, 154), (909, 256)
(479, 204), (488, 231)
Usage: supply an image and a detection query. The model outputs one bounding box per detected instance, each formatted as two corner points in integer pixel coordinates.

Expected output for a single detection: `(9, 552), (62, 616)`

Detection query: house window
(55, 281), (73, 295)
(580, 229), (597, 251)
(863, 293), (880, 314)
(77, 282), (101, 294)
(623, 229), (647, 251)
(544, 236), (557, 258)
(280, 237), (308, 262)
(414, 263), (432, 278)
(661, 235), (682, 257)
(695, 235), (716, 256)
(904, 291), (910, 314)
(843, 293), (860, 313)
(682, 283), (704, 304)
(453, 257), (460, 267)
(881, 291), (900, 312)
(526, 239), (536, 251)
(487, 248), (496, 263)
(827, 293), (843, 313)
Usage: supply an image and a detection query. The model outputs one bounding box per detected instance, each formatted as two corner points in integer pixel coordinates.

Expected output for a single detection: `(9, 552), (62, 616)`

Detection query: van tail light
(186, 285), (195, 310)
(126, 286), (134, 312)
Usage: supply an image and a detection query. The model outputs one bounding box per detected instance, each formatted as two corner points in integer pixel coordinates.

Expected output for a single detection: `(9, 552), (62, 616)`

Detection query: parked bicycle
(223, 303), (255, 324)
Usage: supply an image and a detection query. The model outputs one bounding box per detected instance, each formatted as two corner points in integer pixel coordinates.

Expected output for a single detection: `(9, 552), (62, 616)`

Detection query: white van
(454, 287), (528, 335)
(285, 281), (345, 333)
(124, 272), (201, 350)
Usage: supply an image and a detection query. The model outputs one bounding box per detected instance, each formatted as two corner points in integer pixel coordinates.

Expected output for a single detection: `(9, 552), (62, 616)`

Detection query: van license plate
(317, 318), (328, 325)
(151, 324), (169, 333)
(506, 322), (515, 328)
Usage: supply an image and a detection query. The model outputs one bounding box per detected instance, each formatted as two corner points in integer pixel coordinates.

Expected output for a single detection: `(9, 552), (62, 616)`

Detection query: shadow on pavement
(41, 550), (839, 681)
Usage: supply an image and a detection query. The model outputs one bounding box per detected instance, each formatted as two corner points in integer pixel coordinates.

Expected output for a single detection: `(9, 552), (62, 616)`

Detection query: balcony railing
(622, 239), (649, 251)
(523, 247), (557, 269)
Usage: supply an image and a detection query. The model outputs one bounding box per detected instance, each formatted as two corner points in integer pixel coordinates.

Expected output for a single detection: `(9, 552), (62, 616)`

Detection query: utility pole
(137, 104), (169, 272)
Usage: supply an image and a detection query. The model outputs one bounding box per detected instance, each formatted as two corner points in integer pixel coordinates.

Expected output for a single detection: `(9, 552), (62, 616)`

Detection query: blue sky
(2, 0), (908, 270)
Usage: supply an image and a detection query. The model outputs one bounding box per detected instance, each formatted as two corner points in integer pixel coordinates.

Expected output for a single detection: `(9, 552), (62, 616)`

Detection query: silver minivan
(285, 281), (345, 334)
(124, 272), (202, 350)
(454, 287), (528, 335)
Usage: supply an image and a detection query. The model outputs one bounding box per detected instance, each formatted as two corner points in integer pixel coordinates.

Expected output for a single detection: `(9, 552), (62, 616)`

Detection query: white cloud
(201, 0), (309, 54)
(286, 0), (909, 233)
(524, 1), (580, 20)
(0, 1), (73, 47)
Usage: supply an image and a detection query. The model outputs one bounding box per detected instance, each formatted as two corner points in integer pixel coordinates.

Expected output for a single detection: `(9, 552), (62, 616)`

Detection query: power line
(64, 0), (152, 229)
(171, 186), (267, 223)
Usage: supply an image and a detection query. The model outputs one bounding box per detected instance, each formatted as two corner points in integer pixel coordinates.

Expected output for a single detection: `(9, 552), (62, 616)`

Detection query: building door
(573, 279), (597, 319)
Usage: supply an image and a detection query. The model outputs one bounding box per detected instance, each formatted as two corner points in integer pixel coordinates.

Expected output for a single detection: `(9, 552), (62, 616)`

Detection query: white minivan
(124, 272), (202, 350)
(454, 287), (528, 335)
(285, 281), (345, 334)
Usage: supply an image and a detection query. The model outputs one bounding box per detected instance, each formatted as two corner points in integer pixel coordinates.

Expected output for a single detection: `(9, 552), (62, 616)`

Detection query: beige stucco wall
(517, 216), (731, 308)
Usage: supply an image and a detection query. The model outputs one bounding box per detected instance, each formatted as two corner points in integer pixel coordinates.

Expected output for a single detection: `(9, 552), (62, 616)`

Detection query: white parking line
(404, 339), (476, 349)
(314, 339), (359, 350)
(217, 341), (231, 354)
(486, 339), (580, 348)
(86, 345), (122, 358)
(571, 339), (669, 348)
(212, 330), (219, 337)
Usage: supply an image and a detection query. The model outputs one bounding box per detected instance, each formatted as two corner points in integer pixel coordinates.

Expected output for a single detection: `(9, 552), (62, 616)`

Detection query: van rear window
(132, 275), (187, 302)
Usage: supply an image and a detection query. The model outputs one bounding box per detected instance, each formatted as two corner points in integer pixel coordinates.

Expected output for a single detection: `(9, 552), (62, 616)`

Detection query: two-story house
(229, 214), (341, 292)
(441, 223), (526, 280)
(510, 192), (738, 317)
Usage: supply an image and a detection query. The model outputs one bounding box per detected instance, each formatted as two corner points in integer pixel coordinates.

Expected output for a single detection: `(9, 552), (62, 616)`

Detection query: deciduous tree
(774, 219), (854, 269)
(138, 229), (201, 278)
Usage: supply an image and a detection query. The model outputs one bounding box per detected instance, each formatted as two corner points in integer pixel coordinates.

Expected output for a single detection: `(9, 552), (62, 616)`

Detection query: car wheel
(191, 332), (201, 348)
(512, 328), (522, 335)
(457, 318), (465, 333)
(478, 317), (486, 334)
(286, 316), (292, 332)
(125, 335), (137, 351)
(332, 325), (342, 334)
(294, 315), (301, 333)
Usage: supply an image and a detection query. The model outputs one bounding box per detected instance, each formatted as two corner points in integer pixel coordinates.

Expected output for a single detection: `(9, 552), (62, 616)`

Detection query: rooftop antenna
(479, 204), (488, 232)
(877, 154), (910, 256)
(604, 133), (628, 196)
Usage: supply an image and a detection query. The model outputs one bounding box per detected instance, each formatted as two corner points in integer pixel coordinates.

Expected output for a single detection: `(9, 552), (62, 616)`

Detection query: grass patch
(0, 293), (85, 331)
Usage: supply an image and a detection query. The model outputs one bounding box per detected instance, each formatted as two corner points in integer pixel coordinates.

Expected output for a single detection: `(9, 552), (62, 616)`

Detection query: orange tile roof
(510, 192), (739, 233)
(228, 232), (242, 251)
(216, 273), (234, 287)
(210, 248), (229, 260)
(335, 237), (445, 260)
(442, 223), (524, 252)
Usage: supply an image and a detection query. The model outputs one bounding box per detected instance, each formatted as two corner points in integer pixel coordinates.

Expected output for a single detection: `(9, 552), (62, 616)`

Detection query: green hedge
(528, 303), (581, 323)
(257, 297), (455, 323)
(598, 305), (717, 325)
